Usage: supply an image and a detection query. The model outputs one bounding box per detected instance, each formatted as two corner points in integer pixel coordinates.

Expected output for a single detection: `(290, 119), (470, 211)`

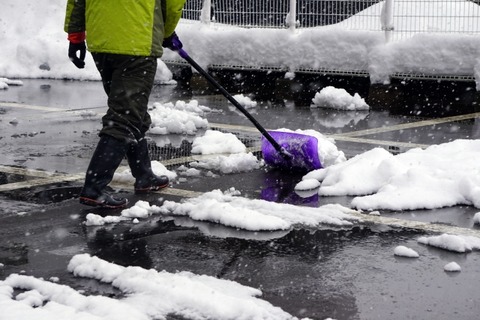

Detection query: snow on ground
(113, 161), (178, 185)
(294, 178), (321, 191)
(192, 130), (246, 154)
(148, 101), (210, 135)
(233, 94), (257, 109)
(189, 130), (263, 173)
(302, 139), (480, 211)
(444, 261), (462, 272)
(0, 78), (23, 90)
(311, 86), (370, 110)
(417, 233), (480, 253)
(473, 212), (480, 225)
(86, 189), (359, 231)
(158, 188), (358, 231)
(0, 254), (300, 320)
(393, 246), (420, 258)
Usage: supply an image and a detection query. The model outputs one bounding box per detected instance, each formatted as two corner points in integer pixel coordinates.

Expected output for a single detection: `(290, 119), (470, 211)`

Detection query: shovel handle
(177, 49), (291, 159)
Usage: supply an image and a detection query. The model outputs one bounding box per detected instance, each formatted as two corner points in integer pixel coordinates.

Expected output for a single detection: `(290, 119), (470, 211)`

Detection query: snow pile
(0, 254), (299, 320)
(311, 86), (370, 110)
(148, 101), (209, 135)
(190, 153), (262, 174)
(113, 161), (177, 185)
(159, 188), (359, 231)
(417, 233), (480, 253)
(189, 130), (263, 174)
(294, 179), (321, 191)
(85, 200), (163, 226)
(233, 94), (257, 108)
(192, 130), (246, 154)
(304, 139), (480, 210)
(0, 78), (23, 90)
(473, 212), (480, 225)
(393, 245), (419, 258)
(85, 213), (128, 226)
(121, 200), (163, 218)
(444, 262), (462, 272)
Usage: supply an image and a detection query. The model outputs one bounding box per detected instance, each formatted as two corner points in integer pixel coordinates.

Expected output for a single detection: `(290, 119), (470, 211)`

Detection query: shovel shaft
(177, 49), (289, 158)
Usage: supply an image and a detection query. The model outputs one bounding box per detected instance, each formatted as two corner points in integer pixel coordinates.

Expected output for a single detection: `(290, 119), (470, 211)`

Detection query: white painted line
(0, 165), (59, 178)
(0, 102), (64, 112)
(156, 187), (203, 198)
(209, 122), (258, 133)
(0, 174), (83, 192)
(341, 112), (480, 137)
(331, 136), (428, 149)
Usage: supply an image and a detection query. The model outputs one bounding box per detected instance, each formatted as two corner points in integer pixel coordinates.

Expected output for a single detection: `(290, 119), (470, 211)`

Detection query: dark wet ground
(1, 78), (480, 319)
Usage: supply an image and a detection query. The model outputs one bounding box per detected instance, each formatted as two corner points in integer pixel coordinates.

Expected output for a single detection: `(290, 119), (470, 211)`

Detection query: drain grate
(146, 127), (263, 167)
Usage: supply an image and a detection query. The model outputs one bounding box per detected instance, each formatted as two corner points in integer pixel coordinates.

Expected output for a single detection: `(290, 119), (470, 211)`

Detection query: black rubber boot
(126, 138), (169, 194)
(79, 135), (128, 209)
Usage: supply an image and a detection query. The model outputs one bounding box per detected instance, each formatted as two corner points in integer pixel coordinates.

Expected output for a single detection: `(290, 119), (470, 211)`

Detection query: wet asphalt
(1, 78), (480, 319)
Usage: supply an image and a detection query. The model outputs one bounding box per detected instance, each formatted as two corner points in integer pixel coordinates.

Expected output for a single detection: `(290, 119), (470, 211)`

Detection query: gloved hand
(68, 41), (86, 69)
(162, 32), (183, 51)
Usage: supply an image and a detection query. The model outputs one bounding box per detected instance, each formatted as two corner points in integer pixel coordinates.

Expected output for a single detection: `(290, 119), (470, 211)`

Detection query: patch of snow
(233, 94), (257, 108)
(311, 86), (369, 110)
(148, 101), (209, 135)
(473, 212), (480, 225)
(191, 130), (246, 154)
(417, 234), (480, 253)
(158, 188), (359, 231)
(294, 178), (321, 191)
(393, 245), (420, 258)
(444, 261), (461, 272)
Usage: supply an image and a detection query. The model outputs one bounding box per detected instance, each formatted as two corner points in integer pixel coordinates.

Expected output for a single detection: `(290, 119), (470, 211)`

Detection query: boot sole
(79, 197), (128, 209)
(134, 183), (169, 195)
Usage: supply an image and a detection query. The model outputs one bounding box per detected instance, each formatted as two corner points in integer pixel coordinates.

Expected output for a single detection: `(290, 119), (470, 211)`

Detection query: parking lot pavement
(1, 79), (480, 319)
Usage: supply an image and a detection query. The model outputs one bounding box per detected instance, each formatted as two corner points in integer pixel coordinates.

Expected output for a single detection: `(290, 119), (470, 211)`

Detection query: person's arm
(64, 0), (86, 68)
(64, 0), (86, 35)
(164, 0), (187, 38)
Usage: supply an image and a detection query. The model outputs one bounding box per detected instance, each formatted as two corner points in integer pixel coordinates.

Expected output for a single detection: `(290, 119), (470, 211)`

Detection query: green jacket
(64, 0), (186, 57)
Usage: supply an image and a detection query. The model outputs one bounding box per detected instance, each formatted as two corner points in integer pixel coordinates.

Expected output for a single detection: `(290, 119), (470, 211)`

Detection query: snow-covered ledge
(164, 22), (480, 88)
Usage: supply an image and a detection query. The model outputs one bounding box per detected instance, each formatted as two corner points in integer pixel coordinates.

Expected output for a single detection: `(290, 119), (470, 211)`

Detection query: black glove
(68, 42), (86, 69)
(162, 32), (183, 51)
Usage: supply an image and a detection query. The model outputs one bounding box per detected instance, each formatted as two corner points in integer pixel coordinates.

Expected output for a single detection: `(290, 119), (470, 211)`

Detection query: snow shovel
(176, 48), (322, 172)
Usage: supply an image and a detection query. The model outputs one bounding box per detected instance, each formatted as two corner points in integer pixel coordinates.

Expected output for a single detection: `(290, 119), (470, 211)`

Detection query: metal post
(288, 0), (297, 31)
(381, 0), (394, 42)
(200, 0), (212, 25)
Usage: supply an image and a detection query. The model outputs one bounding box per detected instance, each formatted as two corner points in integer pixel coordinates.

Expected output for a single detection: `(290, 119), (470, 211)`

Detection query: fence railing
(181, 0), (480, 40)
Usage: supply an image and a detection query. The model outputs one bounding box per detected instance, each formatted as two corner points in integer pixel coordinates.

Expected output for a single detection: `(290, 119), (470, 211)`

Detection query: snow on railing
(181, 0), (480, 41)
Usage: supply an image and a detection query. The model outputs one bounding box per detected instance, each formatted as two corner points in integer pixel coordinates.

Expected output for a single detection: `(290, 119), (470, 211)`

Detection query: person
(64, 0), (186, 209)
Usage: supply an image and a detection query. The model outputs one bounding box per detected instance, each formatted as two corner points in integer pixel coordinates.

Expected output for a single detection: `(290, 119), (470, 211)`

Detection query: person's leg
(79, 135), (128, 208)
(80, 54), (167, 208)
(99, 55), (157, 143)
(99, 55), (169, 193)
(126, 138), (169, 194)
(78, 53), (131, 208)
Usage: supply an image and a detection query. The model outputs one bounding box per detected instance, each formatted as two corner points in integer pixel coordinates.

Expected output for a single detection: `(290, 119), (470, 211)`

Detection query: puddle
(0, 172), (34, 185)
(0, 184), (81, 205)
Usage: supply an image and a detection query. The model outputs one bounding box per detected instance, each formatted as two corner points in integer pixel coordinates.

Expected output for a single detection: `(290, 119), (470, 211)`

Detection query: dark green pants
(92, 53), (157, 143)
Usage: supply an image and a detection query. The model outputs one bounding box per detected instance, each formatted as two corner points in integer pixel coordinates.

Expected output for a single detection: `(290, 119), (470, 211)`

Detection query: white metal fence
(182, 0), (480, 40)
